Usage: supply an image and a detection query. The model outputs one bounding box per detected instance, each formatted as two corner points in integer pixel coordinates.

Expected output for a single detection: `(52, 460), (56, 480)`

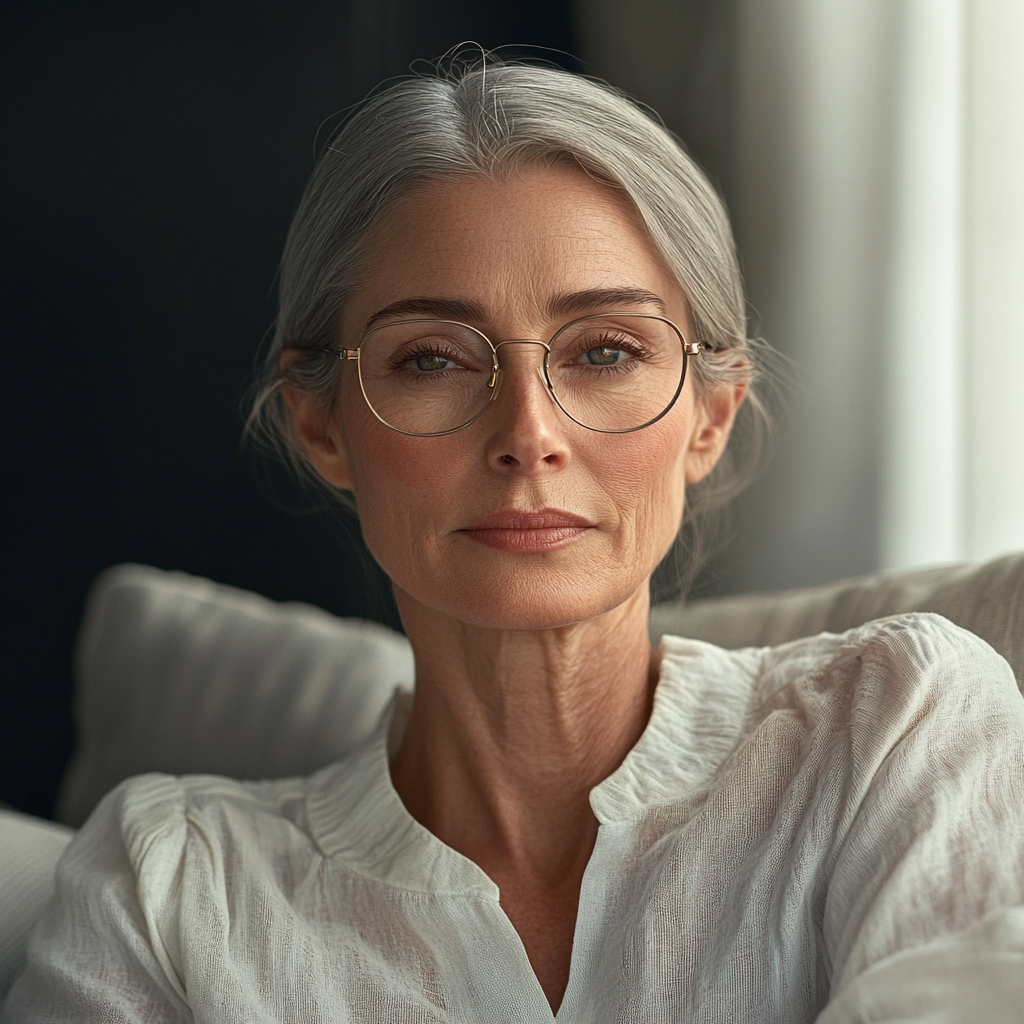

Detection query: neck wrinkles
(388, 584), (656, 878)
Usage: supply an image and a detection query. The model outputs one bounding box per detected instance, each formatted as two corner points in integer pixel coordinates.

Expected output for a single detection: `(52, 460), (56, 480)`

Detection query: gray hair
(247, 59), (778, 600)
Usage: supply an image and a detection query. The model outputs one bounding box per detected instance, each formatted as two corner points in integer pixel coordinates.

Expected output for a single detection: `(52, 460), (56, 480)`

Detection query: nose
(485, 341), (571, 475)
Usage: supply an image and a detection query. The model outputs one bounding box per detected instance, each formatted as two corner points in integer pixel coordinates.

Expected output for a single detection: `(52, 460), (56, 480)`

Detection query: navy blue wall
(1, 1), (578, 818)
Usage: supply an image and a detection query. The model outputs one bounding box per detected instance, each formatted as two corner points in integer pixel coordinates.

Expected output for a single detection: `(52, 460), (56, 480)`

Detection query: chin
(403, 563), (650, 632)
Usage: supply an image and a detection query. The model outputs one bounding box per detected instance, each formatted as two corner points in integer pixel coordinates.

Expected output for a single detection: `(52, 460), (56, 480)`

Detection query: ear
(280, 383), (355, 492)
(684, 364), (749, 485)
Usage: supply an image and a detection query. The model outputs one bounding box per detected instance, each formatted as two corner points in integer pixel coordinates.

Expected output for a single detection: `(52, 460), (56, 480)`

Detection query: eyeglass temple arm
(312, 348), (359, 360)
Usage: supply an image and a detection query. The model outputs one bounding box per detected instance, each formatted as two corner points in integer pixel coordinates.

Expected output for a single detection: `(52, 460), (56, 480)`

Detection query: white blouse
(5, 613), (1023, 1023)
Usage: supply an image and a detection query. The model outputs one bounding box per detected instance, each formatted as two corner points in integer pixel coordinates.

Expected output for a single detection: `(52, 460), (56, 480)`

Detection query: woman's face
(292, 164), (741, 630)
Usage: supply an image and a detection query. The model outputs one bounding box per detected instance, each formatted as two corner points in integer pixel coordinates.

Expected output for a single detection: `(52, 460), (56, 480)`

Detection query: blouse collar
(306, 636), (762, 895)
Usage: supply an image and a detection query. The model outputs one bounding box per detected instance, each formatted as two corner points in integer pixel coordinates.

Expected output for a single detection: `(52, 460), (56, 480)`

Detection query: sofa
(2, 553), (1021, 998)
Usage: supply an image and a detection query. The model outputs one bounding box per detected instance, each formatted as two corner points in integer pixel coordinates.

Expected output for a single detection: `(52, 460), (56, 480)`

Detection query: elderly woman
(5, 61), (1022, 1023)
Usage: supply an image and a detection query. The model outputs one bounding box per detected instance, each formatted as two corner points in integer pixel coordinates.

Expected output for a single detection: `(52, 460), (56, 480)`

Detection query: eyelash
(385, 344), (464, 372)
(562, 333), (650, 364)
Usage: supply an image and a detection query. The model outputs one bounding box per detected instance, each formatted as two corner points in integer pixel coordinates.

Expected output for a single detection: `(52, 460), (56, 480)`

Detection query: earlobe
(684, 379), (748, 485)
(281, 384), (355, 492)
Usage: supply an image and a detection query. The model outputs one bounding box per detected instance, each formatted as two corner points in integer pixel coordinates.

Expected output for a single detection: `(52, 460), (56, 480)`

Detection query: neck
(389, 584), (657, 880)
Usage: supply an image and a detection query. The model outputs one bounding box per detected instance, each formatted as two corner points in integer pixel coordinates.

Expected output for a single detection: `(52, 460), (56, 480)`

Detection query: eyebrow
(365, 297), (487, 329)
(548, 287), (667, 319)
(364, 287), (668, 331)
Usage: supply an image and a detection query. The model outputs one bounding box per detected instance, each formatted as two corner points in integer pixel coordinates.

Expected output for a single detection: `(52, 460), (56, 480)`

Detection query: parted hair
(247, 57), (778, 599)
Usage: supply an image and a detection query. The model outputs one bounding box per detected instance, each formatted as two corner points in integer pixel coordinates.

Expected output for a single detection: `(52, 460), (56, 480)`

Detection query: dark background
(1, 1), (581, 818)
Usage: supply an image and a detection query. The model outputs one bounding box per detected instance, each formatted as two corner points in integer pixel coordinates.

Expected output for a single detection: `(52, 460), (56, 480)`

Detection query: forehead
(344, 164), (688, 334)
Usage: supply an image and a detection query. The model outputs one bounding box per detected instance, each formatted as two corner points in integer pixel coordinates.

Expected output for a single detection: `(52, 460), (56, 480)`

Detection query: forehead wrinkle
(352, 168), (683, 341)
(480, 237), (666, 333)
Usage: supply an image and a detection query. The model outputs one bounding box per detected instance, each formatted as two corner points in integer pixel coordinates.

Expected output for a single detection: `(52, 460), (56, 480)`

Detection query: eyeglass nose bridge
(487, 339), (556, 407)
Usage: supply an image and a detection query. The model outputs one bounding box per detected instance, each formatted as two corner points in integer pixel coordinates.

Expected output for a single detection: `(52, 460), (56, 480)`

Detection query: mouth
(459, 508), (595, 552)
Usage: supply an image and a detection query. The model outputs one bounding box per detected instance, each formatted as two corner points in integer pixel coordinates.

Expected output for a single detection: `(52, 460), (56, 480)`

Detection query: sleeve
(816, 614), (1024, 1024)
(1, 775), (193, 1024)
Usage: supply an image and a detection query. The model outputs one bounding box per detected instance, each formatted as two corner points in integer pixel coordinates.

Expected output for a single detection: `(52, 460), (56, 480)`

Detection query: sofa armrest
(0, 810), (74, 999)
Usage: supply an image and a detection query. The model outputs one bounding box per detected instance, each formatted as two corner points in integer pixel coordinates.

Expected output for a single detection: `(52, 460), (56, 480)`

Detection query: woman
(5, 60), (1022, 1023)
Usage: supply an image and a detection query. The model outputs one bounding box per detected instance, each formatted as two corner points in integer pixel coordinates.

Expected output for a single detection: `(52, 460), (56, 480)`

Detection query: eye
(383, 340), (480, 375)
(412, 351), (457, 372)
(562, 330), (647, 369)
(579, 345), (630, 366)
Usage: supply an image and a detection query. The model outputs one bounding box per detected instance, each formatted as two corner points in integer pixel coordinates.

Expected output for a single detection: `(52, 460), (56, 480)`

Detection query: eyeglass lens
(356, 314), (686, 435)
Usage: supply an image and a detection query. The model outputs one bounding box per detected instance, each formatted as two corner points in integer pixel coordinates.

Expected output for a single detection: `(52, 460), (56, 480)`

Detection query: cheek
(340, 373), (437, 502)
(605, 410), (691, 529)
(340, 405), (463, 576)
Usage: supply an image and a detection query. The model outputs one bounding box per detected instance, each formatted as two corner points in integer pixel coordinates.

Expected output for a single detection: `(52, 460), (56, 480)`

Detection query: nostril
(501, 454), (515, 465)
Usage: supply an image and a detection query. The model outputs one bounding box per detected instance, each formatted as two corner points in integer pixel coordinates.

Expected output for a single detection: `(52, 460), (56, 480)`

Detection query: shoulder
(662, 612), (1022, 781)
(46, 772), (317, 974)
(751, 611), (1020, 724)
(752, 614), (1024, 832)
(45, 769), (318, 935)
(5, 774), (319, 1018)
(82, 770), (315, 872)
(663, 611), (1018, 711)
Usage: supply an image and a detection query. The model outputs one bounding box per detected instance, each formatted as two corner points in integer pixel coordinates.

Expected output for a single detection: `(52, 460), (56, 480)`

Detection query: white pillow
(56, 565), (414, 827)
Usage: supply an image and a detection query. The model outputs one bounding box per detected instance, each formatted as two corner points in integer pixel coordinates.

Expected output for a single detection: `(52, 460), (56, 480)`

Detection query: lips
(459, 508), (594, 552)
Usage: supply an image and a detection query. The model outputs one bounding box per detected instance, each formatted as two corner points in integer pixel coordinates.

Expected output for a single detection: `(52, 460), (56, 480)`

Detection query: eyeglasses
(324, 312), (702, 436)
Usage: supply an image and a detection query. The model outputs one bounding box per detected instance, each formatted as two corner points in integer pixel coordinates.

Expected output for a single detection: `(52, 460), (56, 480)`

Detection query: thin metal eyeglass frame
(324, 312), (702, 437)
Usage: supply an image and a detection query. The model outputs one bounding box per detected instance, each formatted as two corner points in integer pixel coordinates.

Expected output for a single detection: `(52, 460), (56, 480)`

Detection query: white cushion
(650, 552), (1023, 691)
(56, 565), (414, 827)
(0, 810), (74, 998)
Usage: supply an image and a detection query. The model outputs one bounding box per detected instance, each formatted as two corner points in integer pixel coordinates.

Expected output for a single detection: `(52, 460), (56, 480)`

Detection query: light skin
(284, 164), (746, 1011)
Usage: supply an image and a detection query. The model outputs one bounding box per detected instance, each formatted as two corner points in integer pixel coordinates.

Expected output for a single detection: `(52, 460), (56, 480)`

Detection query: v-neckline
(304, 637), (761, 1019)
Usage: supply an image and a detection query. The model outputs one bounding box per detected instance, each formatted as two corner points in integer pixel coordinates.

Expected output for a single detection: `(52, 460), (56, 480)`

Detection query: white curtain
(734, 0), (1024, 588)
(958, 0), (1024, 567)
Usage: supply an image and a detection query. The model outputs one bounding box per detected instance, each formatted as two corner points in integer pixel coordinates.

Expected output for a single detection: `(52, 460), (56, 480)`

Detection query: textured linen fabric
(5, 613), (1023, 1023)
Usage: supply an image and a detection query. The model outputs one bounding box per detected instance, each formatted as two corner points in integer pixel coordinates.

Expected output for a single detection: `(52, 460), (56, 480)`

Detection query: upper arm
(1, 777), (193, 1024)
(820, 616), (1024, 1021)
(818, 908), (1024, 1024)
